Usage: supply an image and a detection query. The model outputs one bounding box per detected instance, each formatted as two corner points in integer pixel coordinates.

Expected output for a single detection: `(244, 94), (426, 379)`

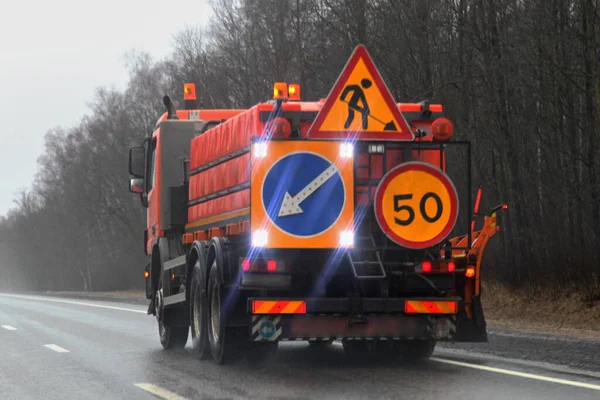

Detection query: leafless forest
(1, 0), (599, 300)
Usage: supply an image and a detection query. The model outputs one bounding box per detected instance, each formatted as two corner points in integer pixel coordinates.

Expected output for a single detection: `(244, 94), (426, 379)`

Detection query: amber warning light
(288, 84), (301, 101)
(273, 82), (288, 100)
(184, 83), (196, 100)
(183, 83), (197, 110)
(465, 266), (475, 278)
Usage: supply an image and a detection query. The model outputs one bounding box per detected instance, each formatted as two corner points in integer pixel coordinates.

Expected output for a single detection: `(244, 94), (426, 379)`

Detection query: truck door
(146, 137), (160, 252)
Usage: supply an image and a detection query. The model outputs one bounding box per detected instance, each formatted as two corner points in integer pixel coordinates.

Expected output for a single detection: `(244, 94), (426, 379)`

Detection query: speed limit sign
(374, 162), (459, 249)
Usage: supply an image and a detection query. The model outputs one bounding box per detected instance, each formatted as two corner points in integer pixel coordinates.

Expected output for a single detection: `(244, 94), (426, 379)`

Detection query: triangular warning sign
(308, 45), (413, 141)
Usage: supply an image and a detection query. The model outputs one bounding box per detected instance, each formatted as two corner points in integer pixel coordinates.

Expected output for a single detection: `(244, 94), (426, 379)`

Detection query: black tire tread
(190, 260), (210, 359)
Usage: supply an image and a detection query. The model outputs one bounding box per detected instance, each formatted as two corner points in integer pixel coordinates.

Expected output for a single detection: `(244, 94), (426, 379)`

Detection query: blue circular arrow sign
(259, 321), (276, 339)
(261, 152), (346, 237)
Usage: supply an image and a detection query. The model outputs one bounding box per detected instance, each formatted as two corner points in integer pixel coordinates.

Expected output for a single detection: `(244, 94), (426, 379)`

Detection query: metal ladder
(346, 233), (386, 280)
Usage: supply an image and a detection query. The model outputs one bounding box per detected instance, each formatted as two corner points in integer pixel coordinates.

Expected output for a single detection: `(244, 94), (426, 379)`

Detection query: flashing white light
(252, 229), (268, 247)
(368, 144), (385, 154)
(254, 142), (268, 158)
(340, 142), (354, 158)
(339, 230), (354, 247)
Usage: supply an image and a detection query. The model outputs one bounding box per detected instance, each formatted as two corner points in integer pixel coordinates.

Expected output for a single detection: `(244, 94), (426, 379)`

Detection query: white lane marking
(436, 347), (600, 380)
(1, 325), (17, 331)
(44, 344), (70, 353)
(432, 357), (600, 391)
(134, 383), (189, 400)
(0, 293), (146, 314)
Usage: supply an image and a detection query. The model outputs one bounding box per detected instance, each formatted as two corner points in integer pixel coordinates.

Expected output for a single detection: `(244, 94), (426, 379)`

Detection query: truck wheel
(190, 259), (209, 359)
(156, 277), (188, 349)
(397, 340), (436, 362)
(207, 260), (237, 364)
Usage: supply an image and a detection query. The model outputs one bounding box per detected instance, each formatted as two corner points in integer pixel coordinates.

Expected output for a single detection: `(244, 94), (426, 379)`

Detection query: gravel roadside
(440, 324), (600, 373)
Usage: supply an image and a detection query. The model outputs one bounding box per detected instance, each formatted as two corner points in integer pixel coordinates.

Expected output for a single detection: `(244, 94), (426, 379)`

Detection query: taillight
(448, 261), (456, 273)
(422, 261), (432, 273)
(242, 259), (251, 272)
(418, 260), (456, 274)
(240, 258), (281, 273)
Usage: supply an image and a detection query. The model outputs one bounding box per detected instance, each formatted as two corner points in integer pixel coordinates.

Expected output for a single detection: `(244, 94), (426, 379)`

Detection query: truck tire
(207, 260), (238, 364)
(156, 276), (189, 349)
(190, 259), (209, 359)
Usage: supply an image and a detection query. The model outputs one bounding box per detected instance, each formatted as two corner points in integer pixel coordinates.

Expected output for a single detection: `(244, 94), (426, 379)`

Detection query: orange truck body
(128, 45), (504, 362)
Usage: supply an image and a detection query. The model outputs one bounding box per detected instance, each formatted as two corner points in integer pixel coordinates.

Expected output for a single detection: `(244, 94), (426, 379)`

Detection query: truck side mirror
(129, 178), (148, 208)
(129, 178), (145, 194)
(129, 146), (146, 177)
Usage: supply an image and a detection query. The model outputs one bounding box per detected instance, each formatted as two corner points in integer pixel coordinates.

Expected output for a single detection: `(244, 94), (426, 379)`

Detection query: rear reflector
(252, 300), (307, 314)
(405, 300), (458, 314)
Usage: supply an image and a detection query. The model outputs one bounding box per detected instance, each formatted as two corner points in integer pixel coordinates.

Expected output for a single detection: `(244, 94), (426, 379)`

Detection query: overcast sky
(0, 0), (211, 215)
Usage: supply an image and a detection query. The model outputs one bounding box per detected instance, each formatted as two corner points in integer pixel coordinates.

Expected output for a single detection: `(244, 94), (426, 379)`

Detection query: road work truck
(128, 45), (505, 364)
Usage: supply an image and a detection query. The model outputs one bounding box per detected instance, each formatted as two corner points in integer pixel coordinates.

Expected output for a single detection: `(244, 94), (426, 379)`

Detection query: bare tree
(1, 0), (598, 300)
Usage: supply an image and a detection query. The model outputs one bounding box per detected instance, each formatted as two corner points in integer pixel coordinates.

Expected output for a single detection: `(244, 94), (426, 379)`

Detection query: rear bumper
(246, 296), (488, 343)
(251, 313), (457, 342)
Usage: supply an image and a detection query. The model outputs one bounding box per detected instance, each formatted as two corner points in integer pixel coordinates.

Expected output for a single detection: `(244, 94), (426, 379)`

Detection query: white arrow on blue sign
(261, 152), (346, 237)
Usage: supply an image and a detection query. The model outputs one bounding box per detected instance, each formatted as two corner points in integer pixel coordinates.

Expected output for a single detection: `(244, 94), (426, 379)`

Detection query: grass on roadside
(481, 280), (600, 337)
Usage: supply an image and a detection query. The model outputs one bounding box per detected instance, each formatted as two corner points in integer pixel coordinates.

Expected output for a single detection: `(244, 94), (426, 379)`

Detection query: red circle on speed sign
(374, 162), (459, 249)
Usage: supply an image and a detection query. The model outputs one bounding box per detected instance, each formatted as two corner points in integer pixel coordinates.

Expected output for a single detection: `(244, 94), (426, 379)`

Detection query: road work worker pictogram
(308, 44), (414, 140)
(340, 79), (372, 129)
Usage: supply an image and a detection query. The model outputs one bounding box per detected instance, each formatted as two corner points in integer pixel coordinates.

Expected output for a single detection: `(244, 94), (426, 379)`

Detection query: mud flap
(455, 295), (488, 342)
(163, 302), (189, 327)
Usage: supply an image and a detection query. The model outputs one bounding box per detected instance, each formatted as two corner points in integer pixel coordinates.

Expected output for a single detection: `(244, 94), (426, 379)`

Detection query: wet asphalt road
(0, 293), (599, 400)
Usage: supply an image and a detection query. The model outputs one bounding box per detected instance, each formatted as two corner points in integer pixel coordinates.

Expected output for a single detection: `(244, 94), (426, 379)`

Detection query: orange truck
(128, 45), (505, 364)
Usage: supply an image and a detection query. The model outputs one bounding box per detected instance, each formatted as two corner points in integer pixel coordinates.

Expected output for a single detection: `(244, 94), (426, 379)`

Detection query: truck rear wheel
(156, 277), (188, 349)
(207, 260), (238, 364)
(190, 259), (209, 359)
